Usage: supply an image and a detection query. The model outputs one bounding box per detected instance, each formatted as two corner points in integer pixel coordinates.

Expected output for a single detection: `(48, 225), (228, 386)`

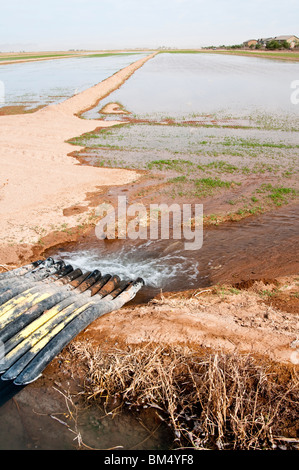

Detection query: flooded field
(71, 124), (298, 224)
(0, 53), (148, 112)
(72, 123), (299, 156)
(71, 53), (298, 229)
(82, 52), (299, 126)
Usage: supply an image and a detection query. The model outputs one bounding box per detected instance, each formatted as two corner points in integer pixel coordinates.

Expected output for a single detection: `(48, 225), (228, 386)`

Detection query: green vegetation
(204, 49), (299, 61)
(251, 112), (299, 132)
(256, 183), (297, 206)
(0, 51), (142, 62)
(84, 52), (141, 58)
(201, 160), (239, 173)
(69, 125), (299, 164)
(159, 50), (203, 54)
(0, 53), (72, 61)
(159, 49), (299, 61)
(70, 119), (298, 222)
(147, 159), (194, 172)
(168, 175), (187, 183)
(165, 175), (240, 200)
(266, 40), (290, 50)
(221, 136), (299, 150)
(195, 177), (234, 189)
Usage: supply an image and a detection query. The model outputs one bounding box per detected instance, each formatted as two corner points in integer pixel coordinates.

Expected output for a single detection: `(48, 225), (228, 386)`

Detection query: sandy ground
(100, 102), (130, 114)
(0, 53), (156, 257)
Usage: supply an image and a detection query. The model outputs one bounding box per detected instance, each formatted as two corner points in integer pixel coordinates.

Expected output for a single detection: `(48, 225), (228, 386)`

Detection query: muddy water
(0, 379), (171, 450)
(83, 52), (299, 122)
(0, 53), (149, 111)
(48, 204), (299, 303)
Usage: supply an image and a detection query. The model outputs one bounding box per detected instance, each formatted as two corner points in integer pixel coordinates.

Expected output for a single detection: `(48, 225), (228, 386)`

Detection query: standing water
(82, 52), (299, 122)
(0, 53), (149, 111)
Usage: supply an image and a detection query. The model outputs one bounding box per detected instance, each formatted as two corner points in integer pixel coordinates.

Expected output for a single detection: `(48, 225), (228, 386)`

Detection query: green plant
(168, 175), (187, 183)
(195, 177), (235, 189)
(257, 183), (297, 206)
(266, 40), (282, 50)
(147, 159), (194, 172)
(204, 160), (238, 173)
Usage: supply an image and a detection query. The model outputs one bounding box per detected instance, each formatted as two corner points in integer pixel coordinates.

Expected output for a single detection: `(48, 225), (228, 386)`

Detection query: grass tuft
(195, 177), (233, 189)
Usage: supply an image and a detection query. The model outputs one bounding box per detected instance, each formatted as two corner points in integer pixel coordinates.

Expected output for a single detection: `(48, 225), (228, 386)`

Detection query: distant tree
(266, 40), (280, 50)
(267, 39), (290, 50)
(227, 44), (243, 49)
(281, 40), (290, 49)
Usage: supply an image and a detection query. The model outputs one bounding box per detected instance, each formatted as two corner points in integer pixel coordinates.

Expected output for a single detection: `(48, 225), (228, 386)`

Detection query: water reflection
(0, 53), (148, 110)
(83, 52), (299, 120)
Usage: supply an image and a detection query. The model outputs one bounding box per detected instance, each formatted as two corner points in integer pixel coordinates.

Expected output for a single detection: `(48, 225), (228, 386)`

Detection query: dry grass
(68, 342), (299, 450)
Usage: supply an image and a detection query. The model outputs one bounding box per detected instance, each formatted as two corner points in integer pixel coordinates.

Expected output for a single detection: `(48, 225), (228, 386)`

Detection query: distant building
(256, 35), (299, 49)
(257, 37), (273, 47)
(274, 35), (299, 48)
(243, 39), (258, 47)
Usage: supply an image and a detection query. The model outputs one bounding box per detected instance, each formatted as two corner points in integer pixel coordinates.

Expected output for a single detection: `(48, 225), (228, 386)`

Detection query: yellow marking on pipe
(0, 285), (58, 318)
(5, 302), (93, 363)
(29, 302), (93, 354)
(0, 286), (58, 318)
(12, 300), (78, 343)
(0, 288), (35, 317)
(0, 292), (52, 330)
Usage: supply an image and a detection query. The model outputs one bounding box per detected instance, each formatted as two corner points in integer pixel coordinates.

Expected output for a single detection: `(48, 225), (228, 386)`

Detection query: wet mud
(0, 364), (172, 450)
(42, 203), (298, 301)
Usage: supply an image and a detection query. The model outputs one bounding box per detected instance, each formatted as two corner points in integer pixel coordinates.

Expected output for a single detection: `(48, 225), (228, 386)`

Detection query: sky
(0, 0), (298, 51)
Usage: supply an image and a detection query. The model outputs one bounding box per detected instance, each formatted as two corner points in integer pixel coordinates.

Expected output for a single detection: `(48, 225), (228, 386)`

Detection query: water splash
(57, 240), (200, 291)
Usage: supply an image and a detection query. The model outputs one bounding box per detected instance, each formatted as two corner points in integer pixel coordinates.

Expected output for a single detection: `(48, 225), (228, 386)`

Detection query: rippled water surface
(83, 52), (299, 121)
(50, 205), (299, 302)
(0, 53), (148, 110)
